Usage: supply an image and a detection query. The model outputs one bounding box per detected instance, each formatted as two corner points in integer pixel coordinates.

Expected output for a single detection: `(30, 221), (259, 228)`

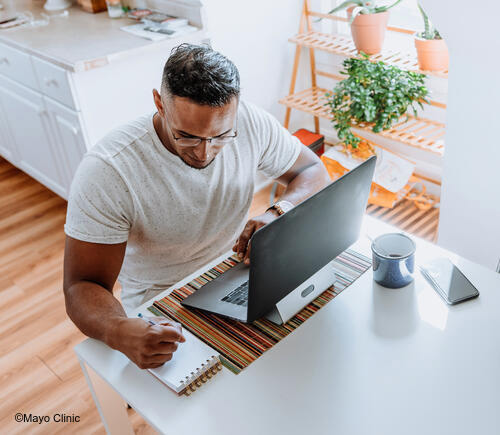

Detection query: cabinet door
(0, 75), (67, 197)
(44, 97), (87, 194)
(0, 86), (18, 165)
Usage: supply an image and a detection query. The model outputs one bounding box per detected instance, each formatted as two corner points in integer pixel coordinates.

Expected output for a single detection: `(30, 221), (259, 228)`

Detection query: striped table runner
(148, 249), (371, 374)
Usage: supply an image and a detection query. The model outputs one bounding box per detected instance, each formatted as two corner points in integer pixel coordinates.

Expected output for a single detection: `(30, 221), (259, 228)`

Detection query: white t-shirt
(64, 100), (302, 313)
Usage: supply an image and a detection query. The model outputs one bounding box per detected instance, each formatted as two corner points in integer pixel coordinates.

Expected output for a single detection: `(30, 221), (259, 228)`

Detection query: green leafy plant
(328, 0), (404, 24)
(326, 55), (429, 148)
(417, 3), (442, 40)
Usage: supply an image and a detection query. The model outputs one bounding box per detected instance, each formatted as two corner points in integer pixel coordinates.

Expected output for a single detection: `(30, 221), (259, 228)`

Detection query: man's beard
(179, 155), (216, 170)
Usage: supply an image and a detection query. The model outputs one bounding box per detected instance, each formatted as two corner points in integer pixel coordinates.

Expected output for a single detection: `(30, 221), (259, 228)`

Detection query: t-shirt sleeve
(252, 105), (302, 179)
(64, 155), (134, 244)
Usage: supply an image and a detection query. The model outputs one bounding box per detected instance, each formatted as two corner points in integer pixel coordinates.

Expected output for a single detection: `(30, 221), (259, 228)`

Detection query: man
(63, 44), (330, 370)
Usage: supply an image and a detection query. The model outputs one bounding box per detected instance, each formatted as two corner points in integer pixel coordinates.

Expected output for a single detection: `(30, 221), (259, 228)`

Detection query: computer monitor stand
(264, 260), (340, 325)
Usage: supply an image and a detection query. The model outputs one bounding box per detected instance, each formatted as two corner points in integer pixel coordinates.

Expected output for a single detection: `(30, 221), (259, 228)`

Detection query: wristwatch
(266, 200), (294, 216)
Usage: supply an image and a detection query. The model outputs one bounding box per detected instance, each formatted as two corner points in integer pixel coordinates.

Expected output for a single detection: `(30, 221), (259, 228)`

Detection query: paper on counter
(120, 23), (198, 41)
(323, 145), (415, 193)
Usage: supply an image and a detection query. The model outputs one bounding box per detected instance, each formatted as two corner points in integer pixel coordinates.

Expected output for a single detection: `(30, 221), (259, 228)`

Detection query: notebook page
(148, 328), (219, 393)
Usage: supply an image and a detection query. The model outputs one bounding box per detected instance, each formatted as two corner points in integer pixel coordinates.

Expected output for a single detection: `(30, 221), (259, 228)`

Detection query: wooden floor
(0, 157), (274, 435)
(0, 157), (156, 434)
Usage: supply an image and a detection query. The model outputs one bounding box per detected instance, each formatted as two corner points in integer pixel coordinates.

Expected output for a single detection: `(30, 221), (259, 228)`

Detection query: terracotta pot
(347, 8), (389, 55)
(414, 35), (449, 71)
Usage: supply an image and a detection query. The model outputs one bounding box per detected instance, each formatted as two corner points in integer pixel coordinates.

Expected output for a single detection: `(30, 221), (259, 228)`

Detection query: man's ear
(152, 89), (165, 116)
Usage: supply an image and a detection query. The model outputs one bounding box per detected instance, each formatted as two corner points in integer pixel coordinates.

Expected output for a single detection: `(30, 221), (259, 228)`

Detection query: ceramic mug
(371, 233), (416, 288)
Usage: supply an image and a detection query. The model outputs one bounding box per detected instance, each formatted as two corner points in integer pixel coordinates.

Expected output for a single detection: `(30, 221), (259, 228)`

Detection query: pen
(138, 313), (186, 342)
(137, 312), (158, 326)
(138, 313), (180, 329)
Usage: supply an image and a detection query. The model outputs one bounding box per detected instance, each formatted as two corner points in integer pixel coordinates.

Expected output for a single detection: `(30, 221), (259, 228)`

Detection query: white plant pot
(44, 0), (72, 11)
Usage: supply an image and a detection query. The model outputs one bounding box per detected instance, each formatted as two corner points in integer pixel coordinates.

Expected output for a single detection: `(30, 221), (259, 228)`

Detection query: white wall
(202, 0), (310, 129)
(422, 0), (500, 270)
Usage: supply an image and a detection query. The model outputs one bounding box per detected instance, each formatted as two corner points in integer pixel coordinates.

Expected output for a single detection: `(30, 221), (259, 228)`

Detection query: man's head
(153, 44), (240, 169)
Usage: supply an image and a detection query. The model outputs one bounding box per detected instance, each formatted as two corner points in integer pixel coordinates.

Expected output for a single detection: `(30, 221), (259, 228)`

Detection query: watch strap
(266, 200), (294, 216)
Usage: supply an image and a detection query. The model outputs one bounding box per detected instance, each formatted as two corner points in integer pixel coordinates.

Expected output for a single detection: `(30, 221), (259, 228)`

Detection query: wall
(201, 0), (309, 129)
(422, 0), (500, 270)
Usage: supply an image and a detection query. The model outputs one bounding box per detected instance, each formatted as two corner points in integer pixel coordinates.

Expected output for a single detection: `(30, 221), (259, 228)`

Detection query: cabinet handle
(44, 78), (58, 87)
(71, 126), (79, 136)
(0, 57), (9, 65)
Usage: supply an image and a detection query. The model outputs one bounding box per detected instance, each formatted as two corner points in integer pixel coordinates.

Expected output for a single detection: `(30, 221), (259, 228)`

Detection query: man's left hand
(232, 210), (279, 265)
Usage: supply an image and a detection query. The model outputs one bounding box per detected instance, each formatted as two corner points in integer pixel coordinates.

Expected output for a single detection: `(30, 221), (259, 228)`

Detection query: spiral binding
(179, 355), (222, 396)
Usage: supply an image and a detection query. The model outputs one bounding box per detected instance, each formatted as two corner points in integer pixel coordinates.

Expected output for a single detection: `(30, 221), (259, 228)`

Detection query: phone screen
(421, 258), (479, 304)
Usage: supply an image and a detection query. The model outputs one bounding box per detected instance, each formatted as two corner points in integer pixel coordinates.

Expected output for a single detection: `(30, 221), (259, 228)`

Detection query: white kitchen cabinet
(0, 88), (17, 165)
(33, 56), (78, 111)
(0, 75), (67, 197)
(44, 97), (87, 194)
(0, 42), (39, 90)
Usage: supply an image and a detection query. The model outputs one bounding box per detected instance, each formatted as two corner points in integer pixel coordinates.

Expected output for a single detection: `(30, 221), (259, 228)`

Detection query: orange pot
(414, 36), (449, 72)
(347, 8), (389, 55)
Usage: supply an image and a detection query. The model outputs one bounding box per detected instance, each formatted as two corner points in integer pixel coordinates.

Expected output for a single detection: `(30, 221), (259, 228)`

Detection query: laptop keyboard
(221, 281), (249, 307)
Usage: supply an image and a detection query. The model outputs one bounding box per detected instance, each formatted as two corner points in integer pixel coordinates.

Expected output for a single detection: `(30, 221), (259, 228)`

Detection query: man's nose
(192, 139), (209, 160)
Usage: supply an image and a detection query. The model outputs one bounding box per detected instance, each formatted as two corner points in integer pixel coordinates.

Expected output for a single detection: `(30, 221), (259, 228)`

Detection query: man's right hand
(107, 317), (186, 369)
(63, 237), (185, 370)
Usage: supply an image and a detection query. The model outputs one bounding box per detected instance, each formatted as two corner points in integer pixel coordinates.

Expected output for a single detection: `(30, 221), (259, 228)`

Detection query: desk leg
(79, 358), (135, 435)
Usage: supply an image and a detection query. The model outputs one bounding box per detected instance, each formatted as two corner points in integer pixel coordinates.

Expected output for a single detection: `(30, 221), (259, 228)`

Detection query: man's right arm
(63, 236), (185, 369)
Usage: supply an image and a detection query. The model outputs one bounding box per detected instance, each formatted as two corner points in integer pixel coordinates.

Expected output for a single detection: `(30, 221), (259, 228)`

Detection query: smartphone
(419, 258), (479, 305)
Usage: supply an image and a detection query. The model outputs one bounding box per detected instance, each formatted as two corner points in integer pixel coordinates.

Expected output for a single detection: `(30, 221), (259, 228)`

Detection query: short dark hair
(161, 43), (240, 107)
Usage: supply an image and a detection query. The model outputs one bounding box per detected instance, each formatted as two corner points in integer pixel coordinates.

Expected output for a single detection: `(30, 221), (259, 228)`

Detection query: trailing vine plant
(326, 55), (429, 149)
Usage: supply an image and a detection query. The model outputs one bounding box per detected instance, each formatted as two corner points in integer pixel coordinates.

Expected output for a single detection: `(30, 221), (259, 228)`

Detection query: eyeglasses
(172, 131), (238, 148)
(167, 113), (238, 148)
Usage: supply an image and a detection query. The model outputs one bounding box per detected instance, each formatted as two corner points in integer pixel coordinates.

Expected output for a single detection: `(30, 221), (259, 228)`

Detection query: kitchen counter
(0, 0), (206, 72)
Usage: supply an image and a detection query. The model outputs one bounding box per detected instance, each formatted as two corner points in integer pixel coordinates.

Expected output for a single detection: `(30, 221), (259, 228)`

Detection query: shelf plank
(279, 87), (446, 156)
(366, 199), (440, 243)
(289, 31), (448, 79)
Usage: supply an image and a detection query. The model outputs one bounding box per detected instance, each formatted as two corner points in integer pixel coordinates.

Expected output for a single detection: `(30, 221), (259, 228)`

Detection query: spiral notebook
(148, 326), (222, 396)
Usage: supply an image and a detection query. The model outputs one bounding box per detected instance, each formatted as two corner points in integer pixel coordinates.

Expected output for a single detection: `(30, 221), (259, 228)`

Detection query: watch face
(277, 201), (293, 213)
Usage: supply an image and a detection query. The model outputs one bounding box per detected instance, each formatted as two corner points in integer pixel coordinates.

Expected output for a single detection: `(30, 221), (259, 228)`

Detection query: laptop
(181, 155), (376, 324)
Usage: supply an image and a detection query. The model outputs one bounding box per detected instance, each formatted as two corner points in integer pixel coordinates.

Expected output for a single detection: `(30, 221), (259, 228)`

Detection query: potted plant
(414, 3), (449, 72)
(325, 55), (429, 150)
(327, 0), (404, 55)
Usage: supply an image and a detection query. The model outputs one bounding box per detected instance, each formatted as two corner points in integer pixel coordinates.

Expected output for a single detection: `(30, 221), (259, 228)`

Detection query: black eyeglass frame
(168, 114), (238, 148)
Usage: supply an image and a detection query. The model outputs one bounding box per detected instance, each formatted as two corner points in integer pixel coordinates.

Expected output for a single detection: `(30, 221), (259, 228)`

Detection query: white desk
(75, 216), (500, 435)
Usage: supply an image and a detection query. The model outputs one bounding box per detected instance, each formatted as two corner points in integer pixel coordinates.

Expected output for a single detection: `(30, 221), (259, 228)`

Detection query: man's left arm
(233, 145), (330, 264)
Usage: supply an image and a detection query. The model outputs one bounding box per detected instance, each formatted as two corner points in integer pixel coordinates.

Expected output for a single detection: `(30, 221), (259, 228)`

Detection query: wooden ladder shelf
(279, 0), (443, 242)
(279, 0), (447, 156)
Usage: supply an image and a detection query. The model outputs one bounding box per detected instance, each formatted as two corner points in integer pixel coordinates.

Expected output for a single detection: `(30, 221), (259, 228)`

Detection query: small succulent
(417, 3), (442, 40)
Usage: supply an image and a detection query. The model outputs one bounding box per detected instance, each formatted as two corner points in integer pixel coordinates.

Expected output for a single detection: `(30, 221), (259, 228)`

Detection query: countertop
(0, 0), (206, 72)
